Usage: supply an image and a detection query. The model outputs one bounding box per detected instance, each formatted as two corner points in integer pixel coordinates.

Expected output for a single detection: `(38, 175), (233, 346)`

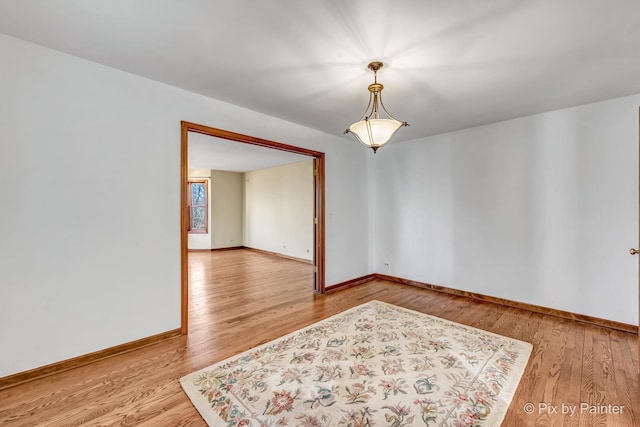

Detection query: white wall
(0, 33), (371, 377)
(210, 170), (243, 249)
(244, 160), (314, 261)
(187, 168), (211, 250)
(372, 94), (640, 325)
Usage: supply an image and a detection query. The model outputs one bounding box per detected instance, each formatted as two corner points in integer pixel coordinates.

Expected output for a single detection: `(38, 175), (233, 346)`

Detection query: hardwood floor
(0, 249), (638, 426)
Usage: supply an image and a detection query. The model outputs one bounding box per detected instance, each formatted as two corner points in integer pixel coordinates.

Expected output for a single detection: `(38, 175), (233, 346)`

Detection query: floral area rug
(180, 300), (532, 426)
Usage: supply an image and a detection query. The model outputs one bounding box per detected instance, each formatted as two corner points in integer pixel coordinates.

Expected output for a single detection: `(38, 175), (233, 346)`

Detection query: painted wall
(0, 33), (371, 377)
(244, 160), (314, 261)
(372, 94), (640, 325)
(187, 168), (212, 250)
(210, 170), (243, 249)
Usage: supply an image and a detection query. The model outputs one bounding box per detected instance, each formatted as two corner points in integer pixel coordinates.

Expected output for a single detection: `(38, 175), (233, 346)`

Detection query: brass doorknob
(631, 248), (639, 255)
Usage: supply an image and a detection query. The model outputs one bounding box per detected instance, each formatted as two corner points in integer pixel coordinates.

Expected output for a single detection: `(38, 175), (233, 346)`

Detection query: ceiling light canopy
(345, 61), (409, 153)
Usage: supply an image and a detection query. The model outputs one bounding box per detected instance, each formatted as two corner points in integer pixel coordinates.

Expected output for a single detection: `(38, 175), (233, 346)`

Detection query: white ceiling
(1, 0), (640, 146)
(188, 132), (309, 172)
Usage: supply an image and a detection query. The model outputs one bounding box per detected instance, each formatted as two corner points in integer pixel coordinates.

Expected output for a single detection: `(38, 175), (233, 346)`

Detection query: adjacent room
(0, 1), (638, 426)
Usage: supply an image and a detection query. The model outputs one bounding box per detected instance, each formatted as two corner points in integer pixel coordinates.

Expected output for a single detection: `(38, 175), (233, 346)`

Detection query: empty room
(0, 1), (638, 426)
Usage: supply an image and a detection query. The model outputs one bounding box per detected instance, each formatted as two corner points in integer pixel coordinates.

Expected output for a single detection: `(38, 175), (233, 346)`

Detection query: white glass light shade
(349, 118), (404, 150)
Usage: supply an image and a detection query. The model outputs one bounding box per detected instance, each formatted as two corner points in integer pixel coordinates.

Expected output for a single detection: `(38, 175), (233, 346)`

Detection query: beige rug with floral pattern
(180, 300), (532, 426)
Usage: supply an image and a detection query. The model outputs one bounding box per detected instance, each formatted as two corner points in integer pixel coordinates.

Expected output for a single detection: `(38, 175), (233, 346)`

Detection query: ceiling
(188, 132), (309, 172)
(1, 0), (640, 146)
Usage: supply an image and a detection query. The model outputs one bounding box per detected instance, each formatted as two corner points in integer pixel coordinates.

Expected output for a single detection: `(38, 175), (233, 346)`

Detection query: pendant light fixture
(345, 61), (409, 153)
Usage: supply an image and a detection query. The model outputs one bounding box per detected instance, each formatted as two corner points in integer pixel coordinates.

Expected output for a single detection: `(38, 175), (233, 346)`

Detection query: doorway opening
(180, 121), (326, 334)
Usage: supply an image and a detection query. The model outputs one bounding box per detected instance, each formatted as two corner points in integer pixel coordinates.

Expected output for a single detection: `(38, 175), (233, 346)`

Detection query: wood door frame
(180, 121), (326, 334)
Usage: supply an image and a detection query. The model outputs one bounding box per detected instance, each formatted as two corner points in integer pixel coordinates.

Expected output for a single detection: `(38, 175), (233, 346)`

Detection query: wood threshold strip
(0, 328), (181, 391)
(187, 246), (245, 252)
(244, 247), (314, 265)
(211, 246), (245, 252)
(329, 273), (637, 334)
(325, 274), (378, 293)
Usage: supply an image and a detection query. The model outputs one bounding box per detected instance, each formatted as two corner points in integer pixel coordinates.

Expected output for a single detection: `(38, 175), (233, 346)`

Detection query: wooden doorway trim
(180, 121), (326, 334)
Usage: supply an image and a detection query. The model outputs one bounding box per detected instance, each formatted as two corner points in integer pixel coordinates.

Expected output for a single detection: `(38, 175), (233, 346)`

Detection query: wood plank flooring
(0, 249), (638, 426)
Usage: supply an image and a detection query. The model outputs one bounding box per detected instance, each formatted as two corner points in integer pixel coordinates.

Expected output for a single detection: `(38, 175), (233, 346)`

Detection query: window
(188, 180), (208, 233)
